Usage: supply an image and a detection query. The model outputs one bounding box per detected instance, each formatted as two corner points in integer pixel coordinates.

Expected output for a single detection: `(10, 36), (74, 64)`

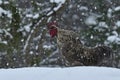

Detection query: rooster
(47, 21), (113, 67)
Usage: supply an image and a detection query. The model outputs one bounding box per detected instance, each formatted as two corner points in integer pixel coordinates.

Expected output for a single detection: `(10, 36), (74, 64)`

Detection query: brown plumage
(62, 42), (113, 66)
(47, 21), (113, 67)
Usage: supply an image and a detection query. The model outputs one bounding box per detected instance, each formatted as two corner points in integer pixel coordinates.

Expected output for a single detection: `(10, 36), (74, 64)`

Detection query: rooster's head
(47, 21), (58, 37)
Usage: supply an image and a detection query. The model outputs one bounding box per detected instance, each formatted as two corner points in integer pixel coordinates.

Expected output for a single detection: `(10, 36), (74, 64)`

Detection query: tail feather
(94, 46), (112, 56)
(94, 46), (113, 66)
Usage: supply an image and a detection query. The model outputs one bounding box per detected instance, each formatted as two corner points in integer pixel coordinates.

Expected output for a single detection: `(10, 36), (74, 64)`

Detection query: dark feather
(62, 41), (113, 66)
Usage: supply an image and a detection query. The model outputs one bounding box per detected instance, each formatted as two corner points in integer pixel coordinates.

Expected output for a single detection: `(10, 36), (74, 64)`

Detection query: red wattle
(49, 29), (57, 37)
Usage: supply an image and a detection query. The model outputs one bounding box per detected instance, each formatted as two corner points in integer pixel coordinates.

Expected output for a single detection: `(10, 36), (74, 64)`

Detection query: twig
(40, 49), (59, 65)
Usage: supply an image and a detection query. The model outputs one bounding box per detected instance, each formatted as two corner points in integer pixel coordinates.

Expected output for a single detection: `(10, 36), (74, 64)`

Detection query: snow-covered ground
(0, 66), (120, 80)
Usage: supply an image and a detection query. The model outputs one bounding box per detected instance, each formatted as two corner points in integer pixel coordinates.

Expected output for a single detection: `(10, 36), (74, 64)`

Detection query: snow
(0, 67), (120, 80)
(79, 6), (88, 11)
(107, 8), (113, 18)
(115, 21), (120, 27)
(50, 0), (66, 4)
(33, 13), (39, 19)
(114, 6), (120, 11)
(26, 14), (33, 18)
(43, 45), (53, 50)
(30, 51), (34, 54)
(26, 13), (39, 19)
(47, 0), (66, 16)
(47, 11), (54, 16)
(43, 42), (54, 50)
(85, 16), (98, 26)
(24, 23), (32, 32)
(0, 0), (2, 4)
(0, 7), (8, 16)
(53, 3), (63, 11)
(98, 22), (108, 28)
(107, 36), (120, 44)
(0, 51), (7, 56)
(0, 29), (3, 33)
(73, 14), (79, 19)
(90, 35), (94, 39)
(0, 40), (7, 45)
(3, 29), (13, 39)
(0, 0), (9, 4)
(107, 31), (120, 44)
(0, 7), (12, 18)
(105, 31), (120, 44)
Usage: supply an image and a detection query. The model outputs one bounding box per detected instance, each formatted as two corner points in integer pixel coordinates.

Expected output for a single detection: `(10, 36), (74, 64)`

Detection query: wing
(61, 41), (98, 66)
(61, 40), (85, 66)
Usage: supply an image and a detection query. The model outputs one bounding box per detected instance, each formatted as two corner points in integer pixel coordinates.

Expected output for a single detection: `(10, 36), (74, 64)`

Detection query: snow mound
(0, 67), (120, 80)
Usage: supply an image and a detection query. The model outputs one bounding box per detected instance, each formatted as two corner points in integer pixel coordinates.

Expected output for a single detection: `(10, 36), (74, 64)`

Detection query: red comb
(47, 21), (58, 28)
